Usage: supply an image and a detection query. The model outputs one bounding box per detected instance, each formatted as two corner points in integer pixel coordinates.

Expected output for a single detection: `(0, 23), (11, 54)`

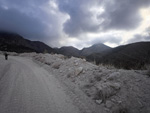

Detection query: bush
(112, 106), (129, 113)
(94, 90), (109, 103)
(147, 68), (150, 77)
(144, 64), (150, 77)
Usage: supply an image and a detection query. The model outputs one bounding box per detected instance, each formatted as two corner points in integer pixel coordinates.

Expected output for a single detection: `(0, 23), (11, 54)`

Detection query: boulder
(95, 99), (102, 105)
(110, 83), (121, 90)
(106, 100), (113, 108)
(52, 62), (61, 69)
(74, 67), (83, 76)
(107, 72), (120, 80)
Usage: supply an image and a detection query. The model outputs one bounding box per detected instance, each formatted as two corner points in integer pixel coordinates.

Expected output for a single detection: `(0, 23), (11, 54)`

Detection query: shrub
(94, 90), (109, 103)
(147, 68), (150, 77)
(144, 64), (150, 77)
(112, 106), (129, 113)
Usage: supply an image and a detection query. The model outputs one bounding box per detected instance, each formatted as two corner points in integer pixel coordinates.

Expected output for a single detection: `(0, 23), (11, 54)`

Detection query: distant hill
(86, 42), (150, 69)
(54, 43), (111, 57)
(80, 43), (111, 56)
(0, 31), (55, 53)
(54, 46), (80, 57)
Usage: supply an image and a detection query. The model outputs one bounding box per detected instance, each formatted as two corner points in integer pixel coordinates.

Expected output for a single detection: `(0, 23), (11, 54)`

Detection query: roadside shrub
(112, 106), (129, 113)
(94, 90), (109, 103)
(146, 65), (150, 77)
(148, 70), (150, 77)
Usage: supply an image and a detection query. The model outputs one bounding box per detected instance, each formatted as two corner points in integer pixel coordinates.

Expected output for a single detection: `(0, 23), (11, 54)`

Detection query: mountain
(0, 31), (110, 56)
(54, 43), (111, 57)
(0, 31), (111, 56)
(54, 46), (80, 57)
(86, 42), (150, 69)
(1, 31), (150, 69)
(80, 43), (111, 56)
(0, 31), (55, 53)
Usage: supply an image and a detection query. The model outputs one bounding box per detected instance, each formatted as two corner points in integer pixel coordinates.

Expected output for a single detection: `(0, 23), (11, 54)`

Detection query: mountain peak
(55, 46), (80, 57)
(80, 43), (111, 56)
(86, 41), (150, 69)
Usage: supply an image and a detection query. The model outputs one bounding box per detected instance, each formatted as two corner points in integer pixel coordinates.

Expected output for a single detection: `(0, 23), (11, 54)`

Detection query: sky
(0, 0), (150, 49)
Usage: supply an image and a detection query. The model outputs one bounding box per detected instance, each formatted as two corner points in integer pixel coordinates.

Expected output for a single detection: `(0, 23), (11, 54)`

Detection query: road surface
(0, 55), (85, 113)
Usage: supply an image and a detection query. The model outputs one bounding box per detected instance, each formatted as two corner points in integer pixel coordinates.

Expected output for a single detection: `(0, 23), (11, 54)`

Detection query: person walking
(4, 53), (8, 60)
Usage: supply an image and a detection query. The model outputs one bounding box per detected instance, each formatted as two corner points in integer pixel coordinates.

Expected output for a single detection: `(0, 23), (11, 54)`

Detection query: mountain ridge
(80, 43), (111, 56)
(0, 31), (110, 56)
(1, 31), (150, 69)
(0, 31), (55, 53)
(86, 41), (150, 69)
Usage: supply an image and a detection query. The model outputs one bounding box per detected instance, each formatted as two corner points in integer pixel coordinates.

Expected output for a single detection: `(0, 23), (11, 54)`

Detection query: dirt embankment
(20, 53), (150, 113)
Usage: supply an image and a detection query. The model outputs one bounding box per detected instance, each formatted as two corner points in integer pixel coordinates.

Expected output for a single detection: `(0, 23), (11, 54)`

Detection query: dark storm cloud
(128, 34), (150, 43)
(0, 0), (61, 43)
(99, 0), (150, 31)
(57, 0), (150, 36)
(57, 0), (101, 36)
(0, 7), (47, 39)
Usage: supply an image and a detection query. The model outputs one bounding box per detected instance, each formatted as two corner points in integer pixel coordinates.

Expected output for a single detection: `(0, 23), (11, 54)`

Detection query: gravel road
(0, 55), (83, 113)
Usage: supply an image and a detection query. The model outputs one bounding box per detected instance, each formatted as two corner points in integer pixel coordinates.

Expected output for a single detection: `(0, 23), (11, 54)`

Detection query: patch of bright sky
(104, 42), (118, 48)
(139, 7), (150, 35)
(122, 7), (150, 44)
(49, 0), (58, 9)
(89, 6), (105, 24)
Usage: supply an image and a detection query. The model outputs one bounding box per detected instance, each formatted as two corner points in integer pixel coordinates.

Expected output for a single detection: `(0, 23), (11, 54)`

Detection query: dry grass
(98, 63), (116, 70)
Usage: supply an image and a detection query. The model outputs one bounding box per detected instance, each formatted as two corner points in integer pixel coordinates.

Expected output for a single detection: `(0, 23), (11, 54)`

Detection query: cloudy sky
(0, 0), (150, 49)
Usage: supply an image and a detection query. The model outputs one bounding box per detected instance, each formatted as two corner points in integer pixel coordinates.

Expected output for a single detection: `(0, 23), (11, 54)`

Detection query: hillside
(16, 52), (150, 113)
(55, 43), (111, 57)
(80, 43), (111, 56)
(54, 46), (80, 57)
(0, 31), (54, 53)
(86, 42), (150, 69)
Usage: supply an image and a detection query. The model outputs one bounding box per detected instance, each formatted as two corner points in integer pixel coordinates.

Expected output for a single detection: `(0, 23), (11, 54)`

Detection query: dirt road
(0, 55), (86, 113)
